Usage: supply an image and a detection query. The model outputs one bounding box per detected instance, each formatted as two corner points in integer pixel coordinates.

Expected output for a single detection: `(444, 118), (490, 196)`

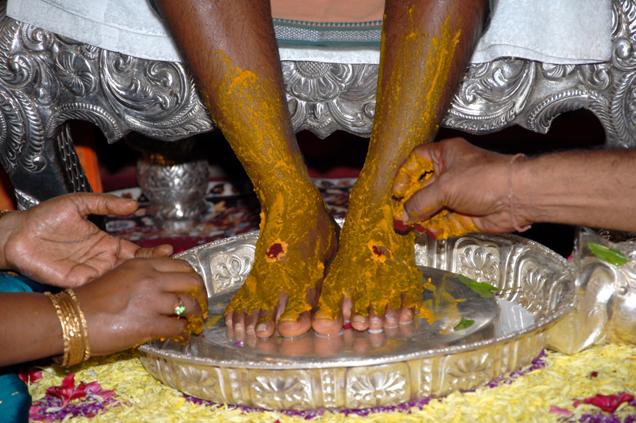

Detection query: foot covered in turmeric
(225, 188), (338, 338)
(312, 195), (426, 335)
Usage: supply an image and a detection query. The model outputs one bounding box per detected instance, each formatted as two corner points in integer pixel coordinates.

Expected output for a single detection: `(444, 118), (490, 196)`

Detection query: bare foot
(312, 189), (423, 335)
(225, 187), (337, 338)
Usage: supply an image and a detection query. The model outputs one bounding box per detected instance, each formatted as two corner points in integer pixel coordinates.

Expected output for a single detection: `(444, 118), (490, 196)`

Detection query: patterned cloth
(7, 0), (611, 64)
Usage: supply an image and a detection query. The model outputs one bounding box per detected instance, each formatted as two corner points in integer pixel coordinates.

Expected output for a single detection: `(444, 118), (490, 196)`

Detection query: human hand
(75, 257), (208, 355)
(392, 138), (531, 238)
(2, 193), (173, 287)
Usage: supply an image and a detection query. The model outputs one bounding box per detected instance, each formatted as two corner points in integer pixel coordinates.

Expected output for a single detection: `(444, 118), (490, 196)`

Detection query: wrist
(0, 210), (23, 270)
(507, 154), (532, 232)
(512, 156), (542, 227)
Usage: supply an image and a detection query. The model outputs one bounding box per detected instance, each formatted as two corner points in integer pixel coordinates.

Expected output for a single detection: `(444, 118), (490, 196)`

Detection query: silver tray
(139, 232), (575, 410)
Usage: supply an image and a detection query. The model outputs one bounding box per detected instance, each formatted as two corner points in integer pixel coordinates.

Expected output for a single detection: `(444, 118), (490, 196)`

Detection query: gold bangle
(45, 290), (90, 367)
(66, 289), (91, 362)
(45, 291), (70, 366)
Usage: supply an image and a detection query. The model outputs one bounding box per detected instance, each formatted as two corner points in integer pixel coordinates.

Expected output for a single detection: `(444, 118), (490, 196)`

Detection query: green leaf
(454, 318), (475, 330)
(458, 275), (499, 299)
(588, 242), (629, 266)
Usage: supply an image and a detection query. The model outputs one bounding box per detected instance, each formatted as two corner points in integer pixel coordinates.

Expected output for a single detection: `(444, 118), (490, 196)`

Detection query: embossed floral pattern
(251, 374), (313, 409)
(346, 367), (409, 408)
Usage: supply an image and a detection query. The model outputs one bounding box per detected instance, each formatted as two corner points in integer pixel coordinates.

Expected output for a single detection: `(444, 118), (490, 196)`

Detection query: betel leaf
(458, 275), (498, 299)
(454, 318), (475, 330)
(587, 242), (629, 266)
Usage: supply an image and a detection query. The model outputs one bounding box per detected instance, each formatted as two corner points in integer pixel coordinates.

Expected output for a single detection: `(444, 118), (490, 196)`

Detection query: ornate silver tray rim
(140, 231), (575, 370)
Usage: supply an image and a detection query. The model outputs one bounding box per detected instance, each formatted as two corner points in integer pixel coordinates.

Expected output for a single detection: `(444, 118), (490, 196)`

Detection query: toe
(312, 312), (343, 335)
(341, 298), (353, 323)
(352, 314), (369, 331)
(368, 312), (384, 333)
(255, 309), (276, 338)
(233, 312), (246, 340)
(399, 307), (414, 325)
(384, 309), (399, 329)
(224, 311), (234, 338)
(224, 309), (234, 327)
(278, 311), (312, 338)
(245, 310), (259, 336)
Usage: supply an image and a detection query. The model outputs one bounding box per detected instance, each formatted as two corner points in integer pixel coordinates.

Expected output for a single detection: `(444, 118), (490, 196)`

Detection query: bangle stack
(45, 289), (91, 367)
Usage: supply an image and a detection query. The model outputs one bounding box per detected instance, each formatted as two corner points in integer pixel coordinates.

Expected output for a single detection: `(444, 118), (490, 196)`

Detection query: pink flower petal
(549, 405), (572, 416)
(580, 392), (634, 413)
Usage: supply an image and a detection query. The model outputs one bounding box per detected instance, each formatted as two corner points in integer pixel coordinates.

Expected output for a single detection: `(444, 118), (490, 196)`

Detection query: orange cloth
(0, 123), (102, 210)
(75, 143), (103, 193)
(0, 171), (14, 210)
(271, 0), (384, 22)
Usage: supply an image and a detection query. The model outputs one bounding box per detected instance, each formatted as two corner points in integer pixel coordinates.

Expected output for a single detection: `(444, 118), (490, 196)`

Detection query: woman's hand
(1, 193), (173, 287)
(75, 257), (208, 356)
(393, 138), (530, 238)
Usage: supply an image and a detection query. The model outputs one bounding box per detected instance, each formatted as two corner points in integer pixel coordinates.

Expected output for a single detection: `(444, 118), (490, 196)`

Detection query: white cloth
(7, 0), (612, 65)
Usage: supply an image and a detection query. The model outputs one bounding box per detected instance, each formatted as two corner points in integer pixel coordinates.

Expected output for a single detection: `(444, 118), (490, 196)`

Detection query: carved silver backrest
(1, 1), (636, 209)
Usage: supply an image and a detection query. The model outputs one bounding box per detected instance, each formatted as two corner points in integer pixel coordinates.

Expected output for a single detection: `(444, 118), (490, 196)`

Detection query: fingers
(393, 145), (437, 200)
(153, 316), (188, 339)
(157, 293), (202, 318)
(418, 211), (479, 239)
(134, 244), (174, 258)
(403, 182), (446, 223)
(69, 193), (138, 218)
(146, 257), (196, 273)
(159, 271), (205, 298)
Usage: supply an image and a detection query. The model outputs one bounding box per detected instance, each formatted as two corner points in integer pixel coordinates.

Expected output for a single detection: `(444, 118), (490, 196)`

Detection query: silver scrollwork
(1, 0), (636, 205)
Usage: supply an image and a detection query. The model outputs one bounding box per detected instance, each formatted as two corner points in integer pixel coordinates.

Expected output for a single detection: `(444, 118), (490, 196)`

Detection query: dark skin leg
(155, 0), (338, 338)
(313, 0), (488, 334)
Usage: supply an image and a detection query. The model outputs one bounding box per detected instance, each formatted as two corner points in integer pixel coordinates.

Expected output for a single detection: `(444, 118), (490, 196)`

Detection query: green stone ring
(174, 302), (187, 317)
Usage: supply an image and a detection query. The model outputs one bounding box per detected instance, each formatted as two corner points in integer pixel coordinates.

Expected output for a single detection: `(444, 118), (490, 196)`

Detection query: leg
(314, 0), (488, 334)
(155, 1), (337, 337)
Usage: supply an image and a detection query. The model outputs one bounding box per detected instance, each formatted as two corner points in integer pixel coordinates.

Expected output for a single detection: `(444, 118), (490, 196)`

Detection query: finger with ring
(174, 298), (187, 317)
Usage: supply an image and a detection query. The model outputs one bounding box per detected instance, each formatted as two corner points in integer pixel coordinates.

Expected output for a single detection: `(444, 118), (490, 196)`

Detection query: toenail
(353, 315), (366, 324)
(368, 328), (384, 334)
(370, 317), (382, 326)
(256, 323), (268, 333)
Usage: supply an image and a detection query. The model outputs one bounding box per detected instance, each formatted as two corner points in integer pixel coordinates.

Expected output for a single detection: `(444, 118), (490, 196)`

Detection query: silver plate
(139, 232), (575, 410)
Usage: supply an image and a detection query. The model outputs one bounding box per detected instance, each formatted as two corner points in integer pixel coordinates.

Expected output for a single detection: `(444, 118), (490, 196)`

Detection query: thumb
(404, 181), (445, 223)
(72, 193), (138, 217)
